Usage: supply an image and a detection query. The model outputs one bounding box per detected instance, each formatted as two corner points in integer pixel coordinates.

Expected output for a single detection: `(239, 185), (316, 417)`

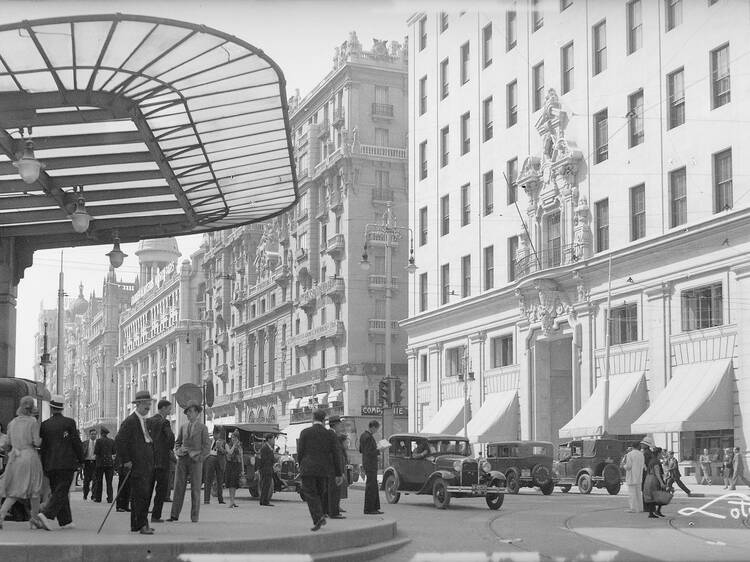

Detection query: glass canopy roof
(0, 14), (298, 250)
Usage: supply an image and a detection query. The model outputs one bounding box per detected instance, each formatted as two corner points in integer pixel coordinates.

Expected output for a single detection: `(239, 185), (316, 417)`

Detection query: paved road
(361, 486), (750, 562)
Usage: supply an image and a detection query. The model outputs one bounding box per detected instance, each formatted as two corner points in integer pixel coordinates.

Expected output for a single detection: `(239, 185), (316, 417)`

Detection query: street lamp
(40, 321), (52, 386)
(457, 338), (475, 439)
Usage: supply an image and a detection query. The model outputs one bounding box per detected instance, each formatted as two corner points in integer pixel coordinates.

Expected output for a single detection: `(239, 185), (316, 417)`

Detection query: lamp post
(457, 337), (474, 439)
(40, 321), (51, 386)
(360, 202), (417, 442)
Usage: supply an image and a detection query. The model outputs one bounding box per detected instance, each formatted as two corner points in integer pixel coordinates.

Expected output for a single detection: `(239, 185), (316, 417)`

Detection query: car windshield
(429, 439), (472, 456)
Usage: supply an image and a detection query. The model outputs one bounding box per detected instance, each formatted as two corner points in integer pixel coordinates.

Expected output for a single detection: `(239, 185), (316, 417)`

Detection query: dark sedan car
(485, 440), (557, 495)
(381, 433), (506, 510)
(554, 438), (625, 494)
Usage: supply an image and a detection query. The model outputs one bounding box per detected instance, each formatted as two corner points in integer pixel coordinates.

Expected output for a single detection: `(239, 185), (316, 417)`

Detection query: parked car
(554, 439), (625, 494)
(485, 440), (557, 495)
(381, 433), (506, 510)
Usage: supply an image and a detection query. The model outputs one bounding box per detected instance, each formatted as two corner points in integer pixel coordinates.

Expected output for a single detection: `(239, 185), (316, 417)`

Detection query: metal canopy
(0, 14), (298, 249)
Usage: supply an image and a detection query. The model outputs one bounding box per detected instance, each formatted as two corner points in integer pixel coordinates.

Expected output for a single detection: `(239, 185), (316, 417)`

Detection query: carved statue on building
(372, 39), (388, 57)
(389, 40), (402, 58)
(573, 197), (593, 261)
(348, 31), (362, 57)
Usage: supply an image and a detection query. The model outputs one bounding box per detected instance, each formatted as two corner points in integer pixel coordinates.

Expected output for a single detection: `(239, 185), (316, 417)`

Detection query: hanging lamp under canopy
(0, 14), (298, 249)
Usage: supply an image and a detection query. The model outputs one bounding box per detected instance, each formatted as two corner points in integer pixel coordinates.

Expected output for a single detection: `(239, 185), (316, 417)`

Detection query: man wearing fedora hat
(116, 390), (156, 535)
(37, 395), (84, 530)
(168, 400), (210, 523)
(326, 416), (348, 519)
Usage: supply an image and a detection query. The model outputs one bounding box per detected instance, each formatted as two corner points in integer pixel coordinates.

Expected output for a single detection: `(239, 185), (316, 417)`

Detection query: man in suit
(116, 390), (156, 535)
(81, 428), (98, 500)
(114, 449), (131, 513)
(730, 446), (750, 489)
(37, 395), (84, 530)
(298, 409), (343, 531)
(169, 400), (210, 523)
(148, 399), (175, 523)
(326, 416), (348, 519)
(92, 427), (115, 503)
(258, 433), (276, 506)
(203, 426), (227, 504)
(359, 419), (382, 515)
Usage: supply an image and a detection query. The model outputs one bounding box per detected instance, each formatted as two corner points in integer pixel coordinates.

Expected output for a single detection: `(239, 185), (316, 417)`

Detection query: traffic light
(378, 378), (391, 406)
(392, 379), (403, 404)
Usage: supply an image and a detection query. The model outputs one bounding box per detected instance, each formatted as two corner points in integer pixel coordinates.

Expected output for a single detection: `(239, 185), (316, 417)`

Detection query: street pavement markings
(179, 556), (312, 562)
(409, 553), (619, 561)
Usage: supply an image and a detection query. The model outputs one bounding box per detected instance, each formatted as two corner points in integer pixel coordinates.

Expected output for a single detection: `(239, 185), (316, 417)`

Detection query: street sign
(361, 405), (383, 416)
(393, 406), (408, 417)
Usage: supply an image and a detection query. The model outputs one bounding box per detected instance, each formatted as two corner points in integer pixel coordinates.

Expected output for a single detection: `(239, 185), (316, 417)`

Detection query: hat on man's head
(131, 390), (153, 404)
(640, 436), (655, 448)
(328, 415), (343, 426)
(49, 394), (64, 410)
(100, 427), (110, 435)
(183, 399), (202, 414)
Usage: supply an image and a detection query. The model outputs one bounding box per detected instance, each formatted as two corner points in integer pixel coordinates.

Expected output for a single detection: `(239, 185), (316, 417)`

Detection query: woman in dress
(224, 429), (243, 508)
(643, 446), (667, 519)
(0, 396), (45, 530)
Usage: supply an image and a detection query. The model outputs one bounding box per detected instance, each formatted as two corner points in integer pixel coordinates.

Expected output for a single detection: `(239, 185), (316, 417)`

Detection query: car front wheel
(606, 482), (621, 495)
(384, 474), (401, 504)
(577, 473), (593, 494)
(432, 478), (451, 509)
(540, 481), (555, 495)
(485, 479), (505, 510)
(506, 472), (520, 494)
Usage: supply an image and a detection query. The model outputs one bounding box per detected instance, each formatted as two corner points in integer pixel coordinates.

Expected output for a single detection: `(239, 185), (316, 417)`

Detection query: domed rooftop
(70, 282), (89, 316)
(135, 237), (181, 264)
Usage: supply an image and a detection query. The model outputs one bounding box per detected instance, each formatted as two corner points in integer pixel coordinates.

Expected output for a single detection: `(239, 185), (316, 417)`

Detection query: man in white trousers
(623, 441), (645, 513)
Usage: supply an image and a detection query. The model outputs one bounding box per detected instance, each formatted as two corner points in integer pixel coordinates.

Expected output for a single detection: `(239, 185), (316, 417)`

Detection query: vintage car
(485, 440), (557, 495)
(553, 438), (625, 494)
(381, 433), (506, 510)
(219, 423), (302, 496)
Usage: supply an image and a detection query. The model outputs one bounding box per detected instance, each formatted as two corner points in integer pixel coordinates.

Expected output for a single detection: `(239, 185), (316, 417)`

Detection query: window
(713, 148), (733, 212)
(630, 184), (646, 240)
(375, 170), (389, 190)
(627, 0), (642, 54)
(628, 89), (644, 147)
(440, 126), (449, 167)
(446, 346), (464, 377)
(593, 109), (608, 163)
(681, 283), (723, 331)
(532, 0), (543, 31)
(666, 0), (682, 31)
(506, 80), (518, 127)
(506, 11), (517, 51)
(375, 128), (389, 147)
(484, 245), (494, 290)
(561, 42), (574, 94)
(440, 58), (449, 99)
(419, 75), (427, 115)
(491, 335), (513, 368)
(506, 157), (518, 204)
(592, 20), (607, 75)
(419, 141), (427, 179)
(441, 263), (450, 304)
(461, 112), (470, 154)
(441, 195), (450, 235)
(545, 212), (561, 267)
(440, 11), (448, 32)
(461, 183), (470, 226)
(483, 171), (494, 215)
(419, 206), (428, 246)
(508, 236), (519, 282)
(482, 24), (493, 67)
(419, 272), (428, 312)
(461, 255), (471, 297)
(595, 198), (609, 252)
(419, 16), (427, 50)
(667, 68), (685, 129)
(711, 44), (730, 109)
(460, 42), (470, 84)
(669, 167), (687, 227)
(610, 303), (638, 344)
(420, 354), (428, 382)
(483, 96), (493, 141)
(532, 62), (544, 111)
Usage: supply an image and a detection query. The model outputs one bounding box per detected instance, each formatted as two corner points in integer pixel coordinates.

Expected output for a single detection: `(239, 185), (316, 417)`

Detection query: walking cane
(97, 469), (132, 534)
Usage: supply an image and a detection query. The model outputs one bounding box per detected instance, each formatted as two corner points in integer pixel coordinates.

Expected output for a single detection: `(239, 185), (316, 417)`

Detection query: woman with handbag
(224, 430), (243, 508)
(643, 447), (669, 519)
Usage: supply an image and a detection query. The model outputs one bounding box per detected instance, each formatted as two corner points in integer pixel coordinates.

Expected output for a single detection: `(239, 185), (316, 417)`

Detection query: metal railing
(358, 144), (406, 160)
(513, 243), (580, 279)
(372, 103), (394, 117)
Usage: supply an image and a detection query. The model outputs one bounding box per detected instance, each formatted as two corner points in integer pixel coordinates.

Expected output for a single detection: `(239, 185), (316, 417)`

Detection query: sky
(7, 0), (430, 378)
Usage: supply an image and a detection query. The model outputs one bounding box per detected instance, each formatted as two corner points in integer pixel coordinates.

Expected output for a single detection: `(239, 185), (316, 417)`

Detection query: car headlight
(481, 460), (492, 473)
(453, 460), (463, 472)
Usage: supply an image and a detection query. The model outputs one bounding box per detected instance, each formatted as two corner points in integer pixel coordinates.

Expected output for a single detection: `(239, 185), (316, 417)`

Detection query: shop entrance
(529, 335), (573, 448)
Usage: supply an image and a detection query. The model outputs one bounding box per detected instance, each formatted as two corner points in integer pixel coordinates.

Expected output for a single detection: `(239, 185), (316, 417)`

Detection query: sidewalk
(0, 492), (404, 562)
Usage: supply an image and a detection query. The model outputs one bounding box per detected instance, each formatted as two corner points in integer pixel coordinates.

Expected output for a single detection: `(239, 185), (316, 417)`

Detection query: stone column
(405, 347), (418, 432)
(517, 320), (533, 440)
(428, 343), (442, 421)
(165, 341), (172, 393)
(0, 238), (32, 379)
(469, 331), (486, 406)
(644, 282), (673, 396)
(731, 264), (750, 455)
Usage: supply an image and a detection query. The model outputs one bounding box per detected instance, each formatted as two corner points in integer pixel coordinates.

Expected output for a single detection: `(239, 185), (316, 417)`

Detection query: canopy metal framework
(0, 14), (298, 250)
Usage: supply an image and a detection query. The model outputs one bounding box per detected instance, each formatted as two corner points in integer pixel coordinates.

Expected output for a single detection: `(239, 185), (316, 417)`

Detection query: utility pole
(56, 251), (65, 396)
(602, 253), (613, 436)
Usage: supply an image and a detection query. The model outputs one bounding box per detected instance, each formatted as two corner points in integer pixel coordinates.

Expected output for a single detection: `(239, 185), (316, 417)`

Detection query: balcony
(372, 188), (394, 204)
(365, 230), (398, 247)
(357, 144), (406, 160)
(329, 189), (343, 213)
(320, 277), (345, 302)
(295, 247), (308, 263)
(371, 102), (394, 119)
(274, 264), (291, 287)
(297, 285), (317, 313)
(215, 363), (229, 381)
(317, 120), (330, 139)
(513, 243), (580, 280)
(368, 274), (400, 291)
(325, 233), (345, 259)
(296, 207), (309, 224)
(290, 321), (346, 349)
(368, 319), (401, 337)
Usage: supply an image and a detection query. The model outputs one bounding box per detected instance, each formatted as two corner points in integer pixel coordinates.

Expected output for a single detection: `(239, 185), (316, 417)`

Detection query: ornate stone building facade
(406, 5), (750, 474)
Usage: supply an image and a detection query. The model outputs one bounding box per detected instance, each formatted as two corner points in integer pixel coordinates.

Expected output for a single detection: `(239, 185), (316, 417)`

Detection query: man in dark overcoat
(326, 415), (348, 519)
(147, 399), (175, 523)
(359, 419), (382, 515)
(258, 433), (276, 506)
(92, 426), (116, 503)
(116, 390), (156, 534)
